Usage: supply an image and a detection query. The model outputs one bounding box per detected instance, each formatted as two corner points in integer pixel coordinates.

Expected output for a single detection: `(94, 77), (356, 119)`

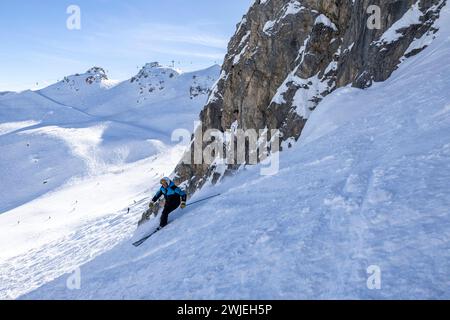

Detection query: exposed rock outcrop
(84, 67), (109, 85)
(56, 66), (111, 91)
(174, 0), (446, 194)
(128, 62), (218, 104)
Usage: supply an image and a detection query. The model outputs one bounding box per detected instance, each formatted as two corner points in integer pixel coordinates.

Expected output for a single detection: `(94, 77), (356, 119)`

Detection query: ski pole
(186, 193), (221, 207)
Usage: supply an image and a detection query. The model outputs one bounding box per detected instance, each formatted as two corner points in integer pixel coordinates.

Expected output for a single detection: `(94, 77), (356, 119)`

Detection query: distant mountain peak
(83, 67), (109, 84)
(130, 62), (180, 84)
(60, 67), (109, 86)
(144, 62), (163, 69)
(86, 66), (108, 77)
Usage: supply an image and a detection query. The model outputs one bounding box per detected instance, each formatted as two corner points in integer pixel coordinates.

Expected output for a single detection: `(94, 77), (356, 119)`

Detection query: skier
(149, 177), (187, 230)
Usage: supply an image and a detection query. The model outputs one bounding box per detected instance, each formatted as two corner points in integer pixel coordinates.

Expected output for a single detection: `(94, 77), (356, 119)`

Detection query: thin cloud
(146, 46), (225, 60)
(128, 23), (229, 49)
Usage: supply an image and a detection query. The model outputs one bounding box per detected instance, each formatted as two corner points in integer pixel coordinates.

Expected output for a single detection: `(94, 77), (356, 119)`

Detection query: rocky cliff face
(174, 0), (446, 194)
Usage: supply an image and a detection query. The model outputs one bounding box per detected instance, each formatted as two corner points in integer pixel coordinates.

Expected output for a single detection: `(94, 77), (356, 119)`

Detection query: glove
(180, 201), (186, 209)
(149, 201), (155, 209)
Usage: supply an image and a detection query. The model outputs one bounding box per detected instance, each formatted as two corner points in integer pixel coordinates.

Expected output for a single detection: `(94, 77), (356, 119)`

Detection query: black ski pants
(160, 196), (181, 227)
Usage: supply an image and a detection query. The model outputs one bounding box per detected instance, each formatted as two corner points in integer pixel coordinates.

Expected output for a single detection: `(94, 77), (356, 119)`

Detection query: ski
(132, 228), (161, 247)
(133, 194), (221, 247)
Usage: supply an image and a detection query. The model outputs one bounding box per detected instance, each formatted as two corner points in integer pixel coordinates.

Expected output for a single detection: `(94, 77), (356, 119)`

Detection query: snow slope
(0, 64), (219, 213)
(37, 67), (119, 110)
(18, 5), (450, 300)
(0, 64), (219, 299)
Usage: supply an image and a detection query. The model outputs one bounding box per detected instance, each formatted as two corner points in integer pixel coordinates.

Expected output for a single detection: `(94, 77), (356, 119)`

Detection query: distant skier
(149, 177), (187, 230)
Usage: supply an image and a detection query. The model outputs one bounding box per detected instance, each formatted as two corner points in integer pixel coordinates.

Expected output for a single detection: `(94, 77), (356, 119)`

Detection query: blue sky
(0, 0), (252, 91)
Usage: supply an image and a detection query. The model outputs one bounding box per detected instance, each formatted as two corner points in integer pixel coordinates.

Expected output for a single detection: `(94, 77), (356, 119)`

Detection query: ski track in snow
(0, 146), (186, 299)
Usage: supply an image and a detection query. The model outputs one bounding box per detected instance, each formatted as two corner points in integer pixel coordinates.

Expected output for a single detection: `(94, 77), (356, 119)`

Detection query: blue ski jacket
(152, 180), (187, 203)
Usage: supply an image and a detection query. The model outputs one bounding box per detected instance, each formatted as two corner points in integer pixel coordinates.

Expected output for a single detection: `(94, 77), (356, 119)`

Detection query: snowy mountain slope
(85, 64), (221, 136)
(0, 64), (219, 213)
(20, 5), (450, 300)
(0, 145), (185, 299)
(0, 91), (95, 212)
(37, 67), (119, 110)
(0, 64), (219, 299)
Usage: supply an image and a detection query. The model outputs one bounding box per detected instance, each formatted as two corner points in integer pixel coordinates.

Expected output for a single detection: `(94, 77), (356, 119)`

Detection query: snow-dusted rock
(175, 0), (446, 194)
